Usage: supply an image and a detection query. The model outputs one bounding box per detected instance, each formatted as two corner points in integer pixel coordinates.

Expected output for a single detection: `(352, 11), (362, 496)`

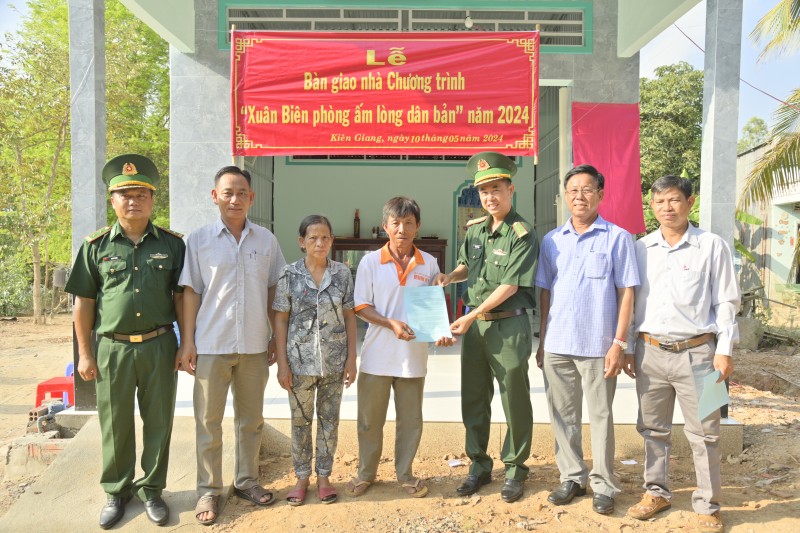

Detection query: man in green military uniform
(65, 154), (185, 529)
(436, 152), (538, 503)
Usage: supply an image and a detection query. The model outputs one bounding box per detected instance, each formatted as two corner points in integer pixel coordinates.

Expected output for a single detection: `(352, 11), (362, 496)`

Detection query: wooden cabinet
(332, 237), (447, 275)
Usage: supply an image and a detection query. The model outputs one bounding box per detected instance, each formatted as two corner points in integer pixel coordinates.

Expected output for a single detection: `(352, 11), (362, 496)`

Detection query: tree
(0, 0), (72, 324)
(738, 116), (769, 153)
(639, 62), (704, 193)
(740, 0), (800, 281)
(0, 0), (170, 321)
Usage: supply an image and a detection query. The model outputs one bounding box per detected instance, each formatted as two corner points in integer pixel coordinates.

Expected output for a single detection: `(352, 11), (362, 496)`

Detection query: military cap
(466, 152), (517, 186)
(102, 154), (160, 192)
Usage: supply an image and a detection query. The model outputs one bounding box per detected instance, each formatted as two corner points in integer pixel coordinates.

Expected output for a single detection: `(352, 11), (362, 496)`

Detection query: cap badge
(122, 162), (138, 176)
(477, 159), (489, 171)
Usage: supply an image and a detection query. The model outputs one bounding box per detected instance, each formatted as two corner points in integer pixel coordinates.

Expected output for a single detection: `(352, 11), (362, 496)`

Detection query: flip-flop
(286, 487), (306, 507)
(344, 478), (371, 497)
(318, 485), (338, 504)
(401, 478), (429, 498)
(234, 484), (275, 507)
(194, 495), (219, 526)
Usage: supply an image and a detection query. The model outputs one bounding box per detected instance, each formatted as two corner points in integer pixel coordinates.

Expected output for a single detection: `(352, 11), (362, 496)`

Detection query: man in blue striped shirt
(534, 164), (639, 515)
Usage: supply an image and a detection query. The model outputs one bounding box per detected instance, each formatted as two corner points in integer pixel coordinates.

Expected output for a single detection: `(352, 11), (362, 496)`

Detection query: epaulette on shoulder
(511, 221), (530, 238)
(157, 225), (184, 239)
(84, 226), (111, 243)
(466, 215), (488, 227)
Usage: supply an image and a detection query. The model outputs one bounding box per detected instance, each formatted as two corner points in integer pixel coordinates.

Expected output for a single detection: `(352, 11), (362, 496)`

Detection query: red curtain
(572, 102), (645, 235)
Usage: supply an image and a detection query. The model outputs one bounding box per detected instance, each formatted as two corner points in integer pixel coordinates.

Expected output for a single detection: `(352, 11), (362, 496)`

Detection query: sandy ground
(1, 316), (799, 531)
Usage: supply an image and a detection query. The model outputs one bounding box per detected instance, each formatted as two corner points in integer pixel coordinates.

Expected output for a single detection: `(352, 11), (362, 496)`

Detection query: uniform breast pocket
(99, 260), (128, 294)
(486, 254), (509, 282)
(145, 257), (174, 290)
(585, 252), (610, 279)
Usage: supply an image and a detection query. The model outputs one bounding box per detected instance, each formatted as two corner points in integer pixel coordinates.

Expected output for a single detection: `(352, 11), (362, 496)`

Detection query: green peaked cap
(102, 154), (160, 191)
(467, 151), (517, 186)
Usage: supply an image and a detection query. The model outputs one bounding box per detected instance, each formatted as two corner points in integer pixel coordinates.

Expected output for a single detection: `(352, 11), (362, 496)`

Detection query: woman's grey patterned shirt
(273, 258), (354, 376)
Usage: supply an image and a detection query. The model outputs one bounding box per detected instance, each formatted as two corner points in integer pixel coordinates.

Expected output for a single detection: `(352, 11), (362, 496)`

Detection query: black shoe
(547, 480), (586, 505)
(456, 473), (492, 496)
(592, 494), (615, 515)
(143, 496), (169, 526)
(501, 479), (524, 503)
(99, 494), (131, 530)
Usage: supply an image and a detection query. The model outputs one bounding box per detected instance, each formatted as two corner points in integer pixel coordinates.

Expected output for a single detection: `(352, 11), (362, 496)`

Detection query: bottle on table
(353, 209), (360, 238)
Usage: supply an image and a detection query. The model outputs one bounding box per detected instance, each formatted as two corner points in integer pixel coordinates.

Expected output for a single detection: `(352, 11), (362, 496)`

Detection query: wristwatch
(612, 338), (628, 350)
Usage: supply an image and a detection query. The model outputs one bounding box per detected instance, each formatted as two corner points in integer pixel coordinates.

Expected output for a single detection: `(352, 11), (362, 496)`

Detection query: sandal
(286, 487), (306, 507)
(318, 485), (338, 504)
(344, 478), (371, 497)
(234, 484), (276, 507)
(194, 495), (219, 526)
(401, 478), (429, 498)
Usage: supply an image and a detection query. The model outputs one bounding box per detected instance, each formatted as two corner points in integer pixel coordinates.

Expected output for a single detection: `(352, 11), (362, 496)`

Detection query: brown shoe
(697, 511), (724, 532)
(627, 493), (671, 520)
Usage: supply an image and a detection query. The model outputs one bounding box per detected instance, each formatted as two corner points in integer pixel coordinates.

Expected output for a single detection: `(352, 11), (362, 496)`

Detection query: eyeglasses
(565, 188), (600, 198)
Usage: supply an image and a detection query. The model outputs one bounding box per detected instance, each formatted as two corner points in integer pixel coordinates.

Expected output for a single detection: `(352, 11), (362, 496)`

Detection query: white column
(699, 0), (743, 246)
(68, 0), (106, 258)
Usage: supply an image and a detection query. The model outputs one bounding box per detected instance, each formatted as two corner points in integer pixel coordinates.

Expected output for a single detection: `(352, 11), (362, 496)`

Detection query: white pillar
(68, 0), (106, 258)
(699, 0), (743, 246)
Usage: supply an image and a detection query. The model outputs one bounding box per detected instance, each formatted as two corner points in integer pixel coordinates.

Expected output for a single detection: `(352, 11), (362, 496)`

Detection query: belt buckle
(477, 313), (486, 321)
(659, 341), (676, 352)
(129, 334), (143, 343)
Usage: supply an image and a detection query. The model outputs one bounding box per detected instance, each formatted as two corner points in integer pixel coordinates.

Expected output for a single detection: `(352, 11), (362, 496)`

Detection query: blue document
(698, 370), (730, 421)
(404, 286), (453, 343)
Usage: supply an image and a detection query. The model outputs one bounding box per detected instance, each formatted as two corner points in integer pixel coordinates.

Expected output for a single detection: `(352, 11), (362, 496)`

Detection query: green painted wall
(273, 157), (536, 268)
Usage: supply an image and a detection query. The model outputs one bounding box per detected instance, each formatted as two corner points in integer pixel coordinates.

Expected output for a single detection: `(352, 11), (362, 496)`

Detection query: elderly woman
(273, 215), (357, 506)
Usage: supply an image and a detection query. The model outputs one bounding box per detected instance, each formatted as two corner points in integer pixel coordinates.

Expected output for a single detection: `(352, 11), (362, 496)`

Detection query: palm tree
(739, 0), (800, 280)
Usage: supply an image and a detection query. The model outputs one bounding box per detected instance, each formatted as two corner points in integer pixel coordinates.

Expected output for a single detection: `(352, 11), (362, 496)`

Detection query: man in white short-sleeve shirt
(179, 166), (285, 524)
(344, 197), (454, 499)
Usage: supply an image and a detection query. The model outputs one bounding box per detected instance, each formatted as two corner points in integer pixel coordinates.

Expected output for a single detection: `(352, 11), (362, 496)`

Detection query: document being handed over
(403, 286), (454, 343)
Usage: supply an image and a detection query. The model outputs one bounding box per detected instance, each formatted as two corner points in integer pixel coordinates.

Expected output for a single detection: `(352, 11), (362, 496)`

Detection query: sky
(640, 0), (800, 131)
(1, 0), (798, 134)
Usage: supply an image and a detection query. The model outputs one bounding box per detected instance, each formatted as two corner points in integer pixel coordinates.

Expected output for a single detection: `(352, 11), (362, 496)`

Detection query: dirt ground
(1, 316), (799, 532)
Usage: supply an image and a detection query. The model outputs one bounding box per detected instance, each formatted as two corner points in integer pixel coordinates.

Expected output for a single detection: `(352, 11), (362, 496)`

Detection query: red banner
(231, 31), (539, 156)
(572, 102), (646, 235)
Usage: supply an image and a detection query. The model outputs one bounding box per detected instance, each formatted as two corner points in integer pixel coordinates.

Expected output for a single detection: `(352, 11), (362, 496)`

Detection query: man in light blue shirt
(534, 164), (639, 515)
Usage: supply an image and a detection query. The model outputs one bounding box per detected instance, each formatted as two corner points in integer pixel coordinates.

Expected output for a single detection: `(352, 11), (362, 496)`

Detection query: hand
(713, 354), (734, 382)
(433, 273), (451, 287)
(535, 345), (544, 370)
(434, 335), (456, 347)
(277, 363), (293, 391)
(344, 358), (357, 388)
(450, 313), (476, 336)
(389, 319), (416, 341)
(623, 354), (636, 379)
(180, 342), (198, 376)
(267, 337), (277, 366)
(603, 344), (624, 379)
(77, 355), (99, 382)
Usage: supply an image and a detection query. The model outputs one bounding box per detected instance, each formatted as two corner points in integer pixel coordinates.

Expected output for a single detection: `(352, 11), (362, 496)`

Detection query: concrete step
(0, 416), (235, 532)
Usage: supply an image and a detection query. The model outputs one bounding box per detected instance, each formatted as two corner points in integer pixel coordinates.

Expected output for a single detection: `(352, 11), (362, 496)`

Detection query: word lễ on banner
(231, 31), (539, 156)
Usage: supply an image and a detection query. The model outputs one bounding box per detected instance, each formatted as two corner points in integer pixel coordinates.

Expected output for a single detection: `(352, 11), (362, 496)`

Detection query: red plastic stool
(35, 376), (74, 408)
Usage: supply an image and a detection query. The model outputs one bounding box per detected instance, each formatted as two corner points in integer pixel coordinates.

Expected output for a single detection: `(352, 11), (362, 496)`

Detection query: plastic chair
(35, 376), (74, 408)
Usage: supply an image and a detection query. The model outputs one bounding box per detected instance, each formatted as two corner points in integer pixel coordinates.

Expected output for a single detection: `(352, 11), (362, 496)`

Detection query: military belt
(476, 308), (526, 321)
(103, 324), (173, 343)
